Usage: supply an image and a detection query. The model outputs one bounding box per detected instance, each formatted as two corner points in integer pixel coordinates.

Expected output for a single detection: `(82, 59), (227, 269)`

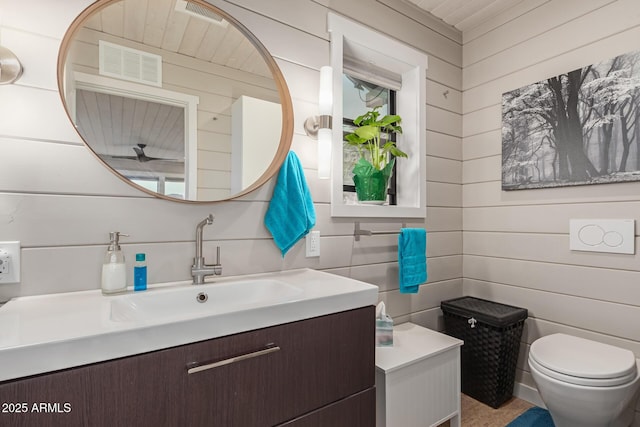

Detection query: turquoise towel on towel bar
(265, 151), (316, 257)
(398, 228), (427, 293)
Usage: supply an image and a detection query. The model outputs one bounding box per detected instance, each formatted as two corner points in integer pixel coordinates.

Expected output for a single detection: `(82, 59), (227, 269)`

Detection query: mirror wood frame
(57, 0), (294, 203)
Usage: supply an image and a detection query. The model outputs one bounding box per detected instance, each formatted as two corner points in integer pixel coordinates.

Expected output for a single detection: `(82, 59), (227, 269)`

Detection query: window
(130, 176), (186, 199)
(342, 74), (399, 205)
(328, 13), (428, 218)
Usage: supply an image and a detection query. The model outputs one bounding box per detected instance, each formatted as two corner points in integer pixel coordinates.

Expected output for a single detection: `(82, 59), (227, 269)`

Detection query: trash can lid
(440, 297), (527, 328)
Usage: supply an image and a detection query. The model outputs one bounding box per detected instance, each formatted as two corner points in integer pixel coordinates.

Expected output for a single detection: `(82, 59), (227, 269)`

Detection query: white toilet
(529, 333), (640, 427)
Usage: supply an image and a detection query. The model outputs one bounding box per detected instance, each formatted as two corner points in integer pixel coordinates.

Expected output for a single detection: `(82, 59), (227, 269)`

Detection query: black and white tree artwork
(502, 49), (640, 190)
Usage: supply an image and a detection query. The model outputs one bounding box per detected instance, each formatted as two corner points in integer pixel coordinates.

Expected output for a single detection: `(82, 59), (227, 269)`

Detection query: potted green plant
(345, 106), (408, 203)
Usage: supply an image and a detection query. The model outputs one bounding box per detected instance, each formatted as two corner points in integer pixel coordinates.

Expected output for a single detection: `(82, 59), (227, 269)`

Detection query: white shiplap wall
(461, 0), (640, 421)
(0, 0), (462, 332)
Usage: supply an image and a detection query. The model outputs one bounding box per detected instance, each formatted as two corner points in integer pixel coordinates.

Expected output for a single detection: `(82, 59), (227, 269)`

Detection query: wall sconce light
(304, 66), (333, 179)
(0, 46), (23, 85)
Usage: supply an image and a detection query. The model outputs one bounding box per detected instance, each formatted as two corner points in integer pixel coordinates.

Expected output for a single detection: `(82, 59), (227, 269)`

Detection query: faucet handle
(213, 246), (222, 276)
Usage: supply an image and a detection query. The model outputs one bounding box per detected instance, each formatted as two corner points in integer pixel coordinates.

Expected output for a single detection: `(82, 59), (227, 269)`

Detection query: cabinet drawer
(278, 387), (375, 427)
(0, 346), (185, 427)
(185, 306), (375, 427)
(0, 306), (374, 427)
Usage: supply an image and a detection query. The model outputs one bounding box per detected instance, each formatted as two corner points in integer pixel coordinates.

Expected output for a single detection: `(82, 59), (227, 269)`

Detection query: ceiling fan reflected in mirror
(107, 144), (182, 163)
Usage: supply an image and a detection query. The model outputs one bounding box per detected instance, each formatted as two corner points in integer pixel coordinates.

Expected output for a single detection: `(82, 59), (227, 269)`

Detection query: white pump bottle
(101, 231), (127, 295)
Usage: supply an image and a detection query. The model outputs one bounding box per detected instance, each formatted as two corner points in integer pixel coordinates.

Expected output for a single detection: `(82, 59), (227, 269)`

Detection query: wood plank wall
(461, 0), (640, 420)
(0, 0), (462, 332)
(3, 0), (638, 418)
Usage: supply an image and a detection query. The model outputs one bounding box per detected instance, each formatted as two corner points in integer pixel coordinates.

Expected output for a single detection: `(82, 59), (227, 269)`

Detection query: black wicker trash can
(441, 297), (528, 409)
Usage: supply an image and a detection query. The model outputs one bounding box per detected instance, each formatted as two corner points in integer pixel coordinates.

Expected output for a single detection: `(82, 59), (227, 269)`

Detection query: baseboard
(513, 382), (546, 409)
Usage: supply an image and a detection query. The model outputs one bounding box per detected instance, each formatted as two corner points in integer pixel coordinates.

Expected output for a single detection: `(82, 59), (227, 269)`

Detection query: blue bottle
(134, 253), (147, 291)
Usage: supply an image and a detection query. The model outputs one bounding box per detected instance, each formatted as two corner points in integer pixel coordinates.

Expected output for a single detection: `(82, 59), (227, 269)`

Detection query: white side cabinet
(376, 322), (463, 427)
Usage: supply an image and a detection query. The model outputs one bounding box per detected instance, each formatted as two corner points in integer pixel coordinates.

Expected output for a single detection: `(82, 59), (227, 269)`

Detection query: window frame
(328, 13), (427, 218)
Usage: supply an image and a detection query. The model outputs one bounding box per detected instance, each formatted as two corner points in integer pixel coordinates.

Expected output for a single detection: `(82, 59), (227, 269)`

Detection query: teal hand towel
(398, 228), (427, 293)
(265, 151), (316, 256)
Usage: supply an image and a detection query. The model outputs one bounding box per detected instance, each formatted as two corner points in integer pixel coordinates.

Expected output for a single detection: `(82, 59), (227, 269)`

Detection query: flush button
(570, 219), (635, 254)
(578, 224), (604, 246)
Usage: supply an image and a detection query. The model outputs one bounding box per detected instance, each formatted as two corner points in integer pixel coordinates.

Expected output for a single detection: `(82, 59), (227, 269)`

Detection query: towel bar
(354, 221), (406, 241)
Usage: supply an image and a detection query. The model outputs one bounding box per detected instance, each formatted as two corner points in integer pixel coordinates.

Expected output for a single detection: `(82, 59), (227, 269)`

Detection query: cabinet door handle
(187, 345), (280, 375)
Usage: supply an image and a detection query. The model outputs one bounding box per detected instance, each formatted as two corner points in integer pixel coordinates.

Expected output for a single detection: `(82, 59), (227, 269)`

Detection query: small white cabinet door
(376, 323), (462, 427)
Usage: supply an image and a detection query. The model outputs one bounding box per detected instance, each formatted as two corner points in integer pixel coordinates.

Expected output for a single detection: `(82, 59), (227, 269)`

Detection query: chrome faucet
(191, 214), (222, 285)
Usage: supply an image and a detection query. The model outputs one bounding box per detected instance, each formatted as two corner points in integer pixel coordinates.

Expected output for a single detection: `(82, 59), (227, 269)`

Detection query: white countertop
(375, 322), (463, 373)
(0, 268), (378, 382)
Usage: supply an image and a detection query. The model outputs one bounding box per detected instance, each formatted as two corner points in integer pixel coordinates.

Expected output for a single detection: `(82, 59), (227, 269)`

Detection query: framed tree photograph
(502, 49), (640, 190)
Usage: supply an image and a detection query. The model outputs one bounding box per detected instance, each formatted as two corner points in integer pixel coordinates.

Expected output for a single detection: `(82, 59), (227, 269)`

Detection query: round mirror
(58, 0), (293, 202)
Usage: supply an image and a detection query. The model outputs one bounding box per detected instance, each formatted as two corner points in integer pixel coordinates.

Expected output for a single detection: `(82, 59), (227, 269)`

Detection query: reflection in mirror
(59, 0), (292, 202)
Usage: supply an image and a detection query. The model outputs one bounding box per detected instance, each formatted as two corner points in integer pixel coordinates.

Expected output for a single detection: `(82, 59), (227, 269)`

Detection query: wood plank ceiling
(404, 0), (528, 32)
(85, 0), (270, 77)
(74, 0), (271, 162)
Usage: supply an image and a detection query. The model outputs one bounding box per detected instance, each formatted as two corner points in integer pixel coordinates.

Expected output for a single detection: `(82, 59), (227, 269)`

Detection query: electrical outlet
(305, 231), (320, 257)
(0, 241), (21, 284)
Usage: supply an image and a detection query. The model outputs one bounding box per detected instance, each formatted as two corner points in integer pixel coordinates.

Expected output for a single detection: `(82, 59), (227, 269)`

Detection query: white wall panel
(462, 155), (500, 184)
(427, 79), (462, 112)
(0, 0), (93, 39)
(464, 279), (640, 342)
(464, 255), (640, 307)
(462, 104), (500, 137)
(281, 235), (356, 270)
(524, 318), (640, 357)
(0, 86), (81, 143)
(0, 138), (142, 197)
(461, 1), (640, 417)
(427, 56), (463, 89)
(463, 181), (640, 207)
(464, 26), (640, 114)
(462, 130), (499, 161)
(427, 182), (462, 207)
(428, 207), (462, 232)
(464, 232), (640, 272)
(462, 0), (549, 44)
(426, 156), (462, 184)
(426, 105), (462, 137)
(464, 202), (640, 233)
(0, 194), (273, 246)
(426, 131), (462, 160)
(463, 0), (612, 66)
(410, 306), (445, 331)
(1, 29), (59, 90)
(463, 0), (640, 90)
(0, 1), (462, 337)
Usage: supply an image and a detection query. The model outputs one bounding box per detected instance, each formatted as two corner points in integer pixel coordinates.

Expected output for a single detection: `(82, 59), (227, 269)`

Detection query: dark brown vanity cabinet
(0, 306), (375, 427)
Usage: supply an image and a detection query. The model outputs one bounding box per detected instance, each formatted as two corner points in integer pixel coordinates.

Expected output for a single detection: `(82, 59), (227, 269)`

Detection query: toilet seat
(529, 333), (637, 387)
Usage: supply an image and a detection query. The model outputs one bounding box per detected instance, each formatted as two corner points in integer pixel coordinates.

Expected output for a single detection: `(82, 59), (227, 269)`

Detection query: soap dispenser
(101, 231), (127, 295)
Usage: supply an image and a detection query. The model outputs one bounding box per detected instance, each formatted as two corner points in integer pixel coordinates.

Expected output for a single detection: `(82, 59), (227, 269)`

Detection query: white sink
(109, 279), (303, 322)
(0, 268), (378, 382)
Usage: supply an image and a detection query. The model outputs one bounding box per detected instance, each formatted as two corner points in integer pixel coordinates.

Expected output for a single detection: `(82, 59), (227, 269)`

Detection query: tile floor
(440, 394), (534, 427)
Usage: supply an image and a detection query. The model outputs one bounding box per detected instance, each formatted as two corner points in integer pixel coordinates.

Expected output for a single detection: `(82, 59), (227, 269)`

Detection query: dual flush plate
(569, 219), (635, 254)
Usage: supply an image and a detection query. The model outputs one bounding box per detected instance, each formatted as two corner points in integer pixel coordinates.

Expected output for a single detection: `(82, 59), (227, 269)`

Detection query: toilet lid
(530, 333), (637, 386)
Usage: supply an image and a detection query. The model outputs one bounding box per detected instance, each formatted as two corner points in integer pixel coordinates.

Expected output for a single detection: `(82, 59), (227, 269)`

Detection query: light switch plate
(569, 219), (634, 254)
(0, 241), (21, 284)
(306, 231), (320, 257)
